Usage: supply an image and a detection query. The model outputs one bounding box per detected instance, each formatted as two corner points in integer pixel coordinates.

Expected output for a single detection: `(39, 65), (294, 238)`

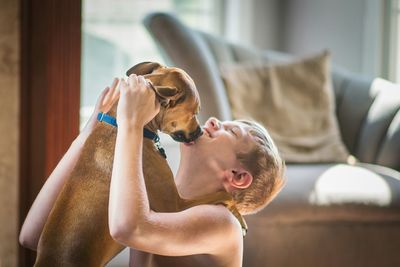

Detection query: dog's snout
(189, 126), (203, 140)
(171, 126), (203, 143)
(173, 131), (186, 141)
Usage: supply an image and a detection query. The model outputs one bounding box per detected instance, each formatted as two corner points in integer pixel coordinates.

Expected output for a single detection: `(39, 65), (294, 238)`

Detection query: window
(383, 0), (400, 83)
(81, 0), (224, 129)
(391, 0), (400, 82)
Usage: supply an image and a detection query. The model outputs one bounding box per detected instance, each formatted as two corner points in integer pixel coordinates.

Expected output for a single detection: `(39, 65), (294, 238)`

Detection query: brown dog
(34, 62), (247, 266)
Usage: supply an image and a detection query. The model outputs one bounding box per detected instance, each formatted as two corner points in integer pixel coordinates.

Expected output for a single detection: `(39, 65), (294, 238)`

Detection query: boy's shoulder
(192, 204), (243, 239)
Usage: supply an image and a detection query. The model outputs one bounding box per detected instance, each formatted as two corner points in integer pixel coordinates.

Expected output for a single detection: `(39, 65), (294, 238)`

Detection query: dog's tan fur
(34, 62), (246, 266)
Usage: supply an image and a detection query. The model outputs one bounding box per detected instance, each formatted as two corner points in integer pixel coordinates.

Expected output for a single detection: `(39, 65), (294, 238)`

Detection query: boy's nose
(209, 117), (220, 130)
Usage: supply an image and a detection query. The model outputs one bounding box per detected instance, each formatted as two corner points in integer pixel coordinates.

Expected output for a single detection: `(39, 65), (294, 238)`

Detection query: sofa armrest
(331, 68), (400, 170)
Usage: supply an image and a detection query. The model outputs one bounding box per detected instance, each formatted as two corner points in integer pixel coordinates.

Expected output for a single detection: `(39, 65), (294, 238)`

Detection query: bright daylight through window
(81, 0), (224, 129)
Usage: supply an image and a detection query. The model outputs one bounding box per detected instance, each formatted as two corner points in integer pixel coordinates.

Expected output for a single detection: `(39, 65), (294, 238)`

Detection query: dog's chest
(87, 124), (117, 176)
(142, 138), (180, 212)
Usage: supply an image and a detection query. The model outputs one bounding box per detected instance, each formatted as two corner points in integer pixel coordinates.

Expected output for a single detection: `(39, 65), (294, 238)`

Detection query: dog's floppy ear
(126, 62), (162, 76)
(154, 86), (179, 100)
(151, 85), (181, 107)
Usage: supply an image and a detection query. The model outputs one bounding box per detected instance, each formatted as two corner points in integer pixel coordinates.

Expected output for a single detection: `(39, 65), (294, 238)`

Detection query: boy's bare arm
(118, 203), (243, 256)
(110, 125), (242, 256)
(19, 135), (87, 251)
(109, 75), (242, 257)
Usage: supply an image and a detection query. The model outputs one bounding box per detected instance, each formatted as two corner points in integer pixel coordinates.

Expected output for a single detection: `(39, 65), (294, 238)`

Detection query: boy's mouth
(203, 127), (212, 138)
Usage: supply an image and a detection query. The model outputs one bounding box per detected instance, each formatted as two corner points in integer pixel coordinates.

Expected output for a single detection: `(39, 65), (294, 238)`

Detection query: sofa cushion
(220, 51), (350, 163)
(243, 163), (400, 267)
(253, 163), (400, 225)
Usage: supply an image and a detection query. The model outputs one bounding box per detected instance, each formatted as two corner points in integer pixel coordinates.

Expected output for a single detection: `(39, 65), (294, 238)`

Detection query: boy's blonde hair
(232, 120), (286, 215)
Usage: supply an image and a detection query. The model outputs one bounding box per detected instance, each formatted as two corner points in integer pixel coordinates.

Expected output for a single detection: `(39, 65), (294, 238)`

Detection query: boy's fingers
(107, 78), (118, 95)
(155, 99), (161, 110)
(110, 79), (121, 101)
(119, 79), (129, 92)
(112, 87), (120, 101)
(128, 74), (138, 88)
(101, 86), (110, 97)
(138, 76), (148, 89)
(98, 86), (111, 110)
(138, 75), (145, 83)
(110, 77), (119, 89)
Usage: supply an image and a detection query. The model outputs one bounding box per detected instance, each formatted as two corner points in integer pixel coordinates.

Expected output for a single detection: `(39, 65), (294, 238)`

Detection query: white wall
(281, 0), (382, 77)
(224, 0), (283, 50)
(233, 0), (384, 78)
(252, 0), (284, 50)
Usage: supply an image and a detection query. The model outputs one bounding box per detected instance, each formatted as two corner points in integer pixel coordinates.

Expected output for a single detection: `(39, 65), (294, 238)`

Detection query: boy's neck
(175, 160), (225, 199)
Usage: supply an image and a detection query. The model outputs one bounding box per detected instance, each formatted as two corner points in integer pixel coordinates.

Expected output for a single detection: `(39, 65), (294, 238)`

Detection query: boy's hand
(81, 78), (120, 136)
(117, 74), (160, 128)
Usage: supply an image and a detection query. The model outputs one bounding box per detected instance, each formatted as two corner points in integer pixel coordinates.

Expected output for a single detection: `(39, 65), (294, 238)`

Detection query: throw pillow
(220, 51), (350, 163)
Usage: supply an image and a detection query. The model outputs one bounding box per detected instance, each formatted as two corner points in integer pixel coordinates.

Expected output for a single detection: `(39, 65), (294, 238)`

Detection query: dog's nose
(171, 131), (186, 142)
(171, 127), (203, 143)
(189, 126), (203, 141)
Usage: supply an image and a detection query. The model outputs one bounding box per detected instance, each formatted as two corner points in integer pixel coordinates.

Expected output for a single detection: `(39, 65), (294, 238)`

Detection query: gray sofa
(144, 13), (400, 267)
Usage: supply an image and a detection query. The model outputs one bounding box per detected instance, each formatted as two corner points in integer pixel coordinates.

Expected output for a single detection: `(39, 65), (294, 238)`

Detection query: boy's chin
(181, 135), (207, 149)
(180, 142), (194, 150)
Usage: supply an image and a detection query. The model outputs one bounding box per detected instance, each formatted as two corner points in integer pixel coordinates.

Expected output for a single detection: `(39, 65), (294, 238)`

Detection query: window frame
(19, 0), (81, 265)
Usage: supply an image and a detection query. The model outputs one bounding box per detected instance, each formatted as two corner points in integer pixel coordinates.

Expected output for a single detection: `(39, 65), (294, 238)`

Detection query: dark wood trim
(19, 0), (81, 266)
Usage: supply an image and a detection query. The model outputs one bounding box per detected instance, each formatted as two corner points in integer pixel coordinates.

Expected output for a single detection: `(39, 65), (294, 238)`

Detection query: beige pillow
(220, 51), (350, 163)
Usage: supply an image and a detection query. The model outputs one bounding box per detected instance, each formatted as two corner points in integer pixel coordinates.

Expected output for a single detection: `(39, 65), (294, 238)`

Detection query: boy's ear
(228, 169), (253, 189)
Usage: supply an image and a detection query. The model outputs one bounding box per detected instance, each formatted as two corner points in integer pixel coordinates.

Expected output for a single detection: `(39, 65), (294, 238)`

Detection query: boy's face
(180, 117), (255, 169)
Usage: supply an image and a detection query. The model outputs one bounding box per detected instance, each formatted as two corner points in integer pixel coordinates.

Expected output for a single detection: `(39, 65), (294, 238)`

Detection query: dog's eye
(174, 95), (186, 105)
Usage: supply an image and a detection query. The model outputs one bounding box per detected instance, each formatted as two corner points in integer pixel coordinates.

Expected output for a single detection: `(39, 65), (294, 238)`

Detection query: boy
(20, 75), (285, 267)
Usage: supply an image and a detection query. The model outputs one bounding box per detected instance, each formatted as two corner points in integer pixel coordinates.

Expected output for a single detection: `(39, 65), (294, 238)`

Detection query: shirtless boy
(20, 75), (285, 267)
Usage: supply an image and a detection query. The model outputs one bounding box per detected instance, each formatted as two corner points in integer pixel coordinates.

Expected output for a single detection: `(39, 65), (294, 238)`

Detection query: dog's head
(126, 62), (202, 143)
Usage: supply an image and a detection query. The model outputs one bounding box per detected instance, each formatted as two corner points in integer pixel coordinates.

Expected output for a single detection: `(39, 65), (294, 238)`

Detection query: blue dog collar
(97, 112), (167, 158)
(97, 112), (118, 127)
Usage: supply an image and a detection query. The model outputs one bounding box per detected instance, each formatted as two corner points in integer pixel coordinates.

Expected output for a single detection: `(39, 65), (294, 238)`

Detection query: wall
(281, 0), (383, 77)
(0, 0), (19, 266)
(235, 0), (383, 78)
(252, 0), (284, 50)
(224, 0), (284, 50)
(282, 0), (367, 75)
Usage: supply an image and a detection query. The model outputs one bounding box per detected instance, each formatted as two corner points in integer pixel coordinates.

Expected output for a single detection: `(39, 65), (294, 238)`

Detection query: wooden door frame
(19, 0), (81, 265)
